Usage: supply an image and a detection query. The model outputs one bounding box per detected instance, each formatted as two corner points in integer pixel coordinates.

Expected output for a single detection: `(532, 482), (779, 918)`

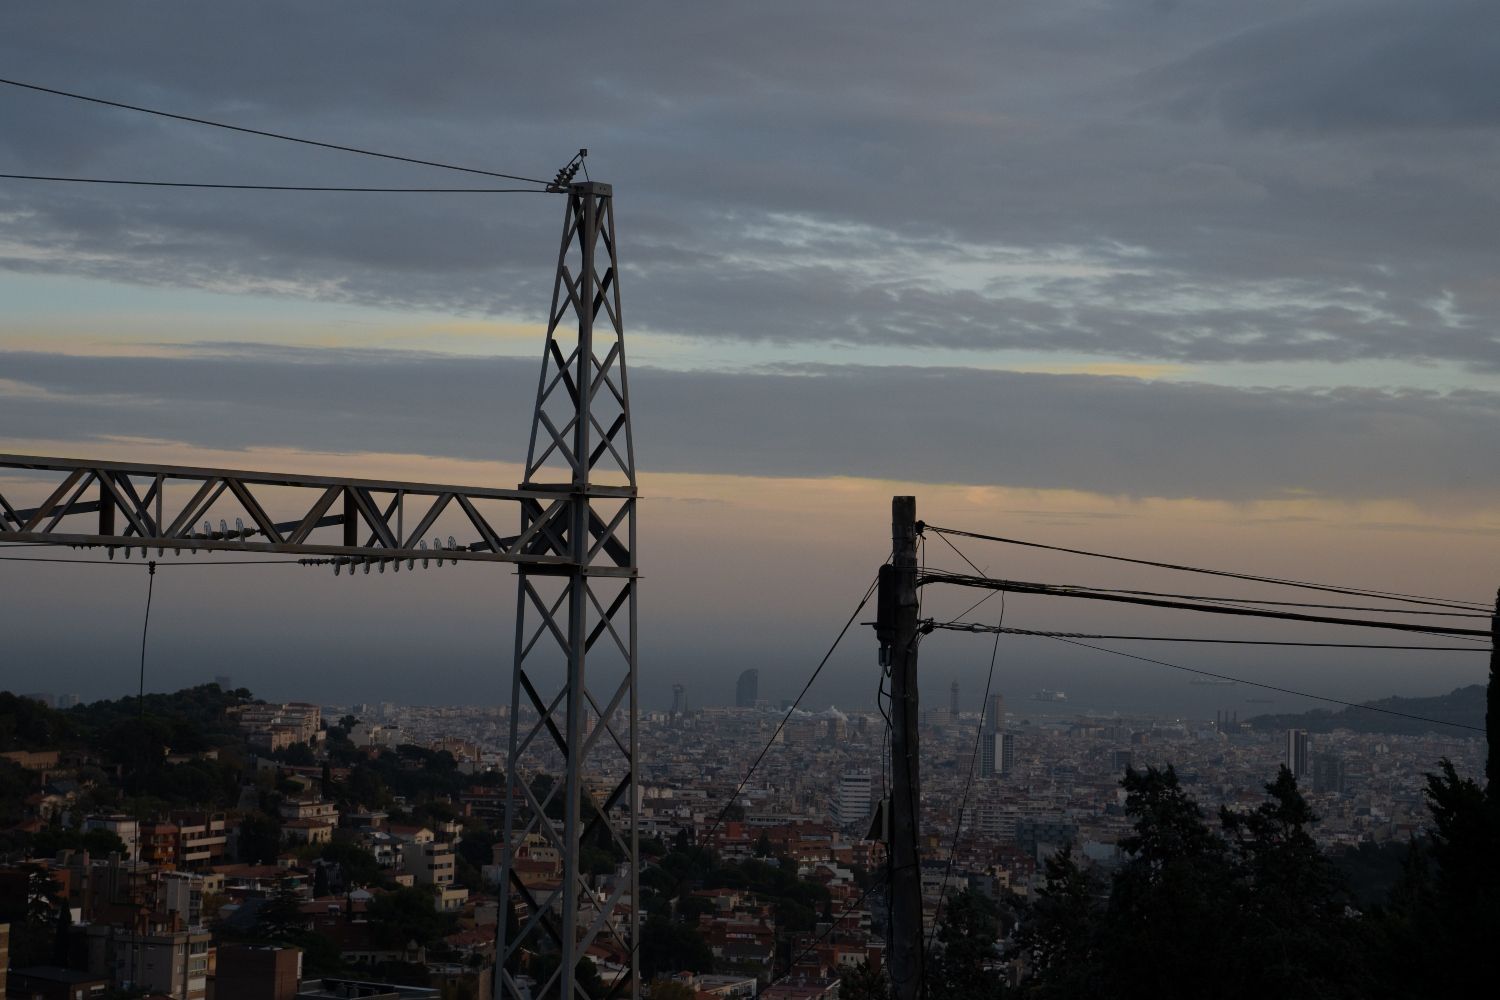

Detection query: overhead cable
(138, 561), (156, 713)
(1032, 634), (1484, 733)
(1061, 585), (1489, 618)
(770, 879), (881, 990)
(928, 622), (1489, 652)
(919, 570), (1492, 639)
(927, 594), (1004, 968)
(0, 173), (547, 193)
(923, 524), (1489, 612)
(0, 76), (551, 186)
(702, 564), (885, 844)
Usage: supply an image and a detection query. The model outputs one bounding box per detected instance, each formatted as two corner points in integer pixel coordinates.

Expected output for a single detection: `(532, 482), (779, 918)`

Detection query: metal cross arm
(0, 453), (633, 570)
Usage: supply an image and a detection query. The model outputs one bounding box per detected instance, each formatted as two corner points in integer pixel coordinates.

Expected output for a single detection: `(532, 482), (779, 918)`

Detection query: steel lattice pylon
(0, 179), (638, 1000)
(499, 181), (639, 1000)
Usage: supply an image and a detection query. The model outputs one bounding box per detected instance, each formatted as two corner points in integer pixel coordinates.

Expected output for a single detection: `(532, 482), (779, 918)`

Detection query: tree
(837, 960), (890, 1000)
(1218, 767), (1364, 997)
(257, 882), (306, 942)
(527, 953), (605, 999)
(366, 885), (453, 950)
(52, 892), (72, 964)
(276, 742), (316, 766)
(648, 981), (697, 1000)
(1094, 765), (1236, 995)
(237, 812), (282, 864)
(925, 888), (1005, 999)
(1019, 764), (1368, 999)
(676, 894), (714, 924)
(1365, 758), (1500, 996)
(320, 840), (384, 888)
(1017, 845), (1098, 997)
(640, 914), (714, 979)
(0, 865), (64, 967)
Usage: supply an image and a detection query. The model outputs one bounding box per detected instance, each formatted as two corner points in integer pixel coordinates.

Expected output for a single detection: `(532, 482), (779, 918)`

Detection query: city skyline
(1, 2), (1496, 757)
(2, 5), (1497, 997)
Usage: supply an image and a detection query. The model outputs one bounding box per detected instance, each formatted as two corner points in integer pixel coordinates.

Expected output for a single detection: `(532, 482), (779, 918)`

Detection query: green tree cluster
(1358, 758), (1500, 995)
(1020, 766), (1386, 999)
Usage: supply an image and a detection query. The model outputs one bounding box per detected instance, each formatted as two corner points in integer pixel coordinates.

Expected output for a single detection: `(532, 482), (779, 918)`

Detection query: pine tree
(925, 888), (1006, 998)
(1017, 844), (1098, 997)
(1219, 767), (1365, 998)
(1092, 766), (1236, 999)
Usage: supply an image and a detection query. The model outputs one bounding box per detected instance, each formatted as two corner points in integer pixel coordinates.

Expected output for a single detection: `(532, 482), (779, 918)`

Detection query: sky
(1, 1), (1497, 721)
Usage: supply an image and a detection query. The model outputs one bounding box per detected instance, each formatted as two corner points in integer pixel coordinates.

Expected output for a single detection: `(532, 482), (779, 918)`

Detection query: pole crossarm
(0, 454), (636, 572)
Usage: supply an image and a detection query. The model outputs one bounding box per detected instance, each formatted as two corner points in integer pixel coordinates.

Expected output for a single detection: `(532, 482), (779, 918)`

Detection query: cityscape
(0, 670), (1487, 998)
(4, 3), (1500, 999)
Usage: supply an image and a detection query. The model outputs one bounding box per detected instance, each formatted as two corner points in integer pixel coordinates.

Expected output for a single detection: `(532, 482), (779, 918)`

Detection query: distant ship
(1032, 689), (1068, 702)
(1189, 678), (1237, 686)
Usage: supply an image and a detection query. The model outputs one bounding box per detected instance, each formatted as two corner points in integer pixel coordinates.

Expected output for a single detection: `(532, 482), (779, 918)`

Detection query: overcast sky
(1, 2), (1495, 721)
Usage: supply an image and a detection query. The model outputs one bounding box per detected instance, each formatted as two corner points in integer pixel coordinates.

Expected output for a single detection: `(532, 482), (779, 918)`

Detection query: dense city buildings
(0, 680), (1486, 997)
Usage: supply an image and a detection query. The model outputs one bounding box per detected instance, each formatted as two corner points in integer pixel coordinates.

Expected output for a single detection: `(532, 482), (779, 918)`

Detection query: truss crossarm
(0, 453), (627, 567)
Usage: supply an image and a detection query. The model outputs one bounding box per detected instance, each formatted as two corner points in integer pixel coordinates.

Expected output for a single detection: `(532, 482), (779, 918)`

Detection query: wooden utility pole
(1488, 589), (1498, 790)
(878, 495), (924, 999)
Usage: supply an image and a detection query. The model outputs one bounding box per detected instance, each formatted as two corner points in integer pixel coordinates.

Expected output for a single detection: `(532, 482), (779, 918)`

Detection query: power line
(770, 878), (881, 990)
(0, 76), (551, 186)
(926, 594), (1004, 978)
(927, 622), (1488, 652)
(702, 567), (883, 844)
(127, 560), (156, 998)
(138, 562), (156, 713)
(0, 173), (547, 193)
(1029, 634), (1485, 733)
(930, 527), (1002, 625)
(919, 569), (1492, 639)
(923, 524), (1490, 612)
(1062, 586), (1489, 619)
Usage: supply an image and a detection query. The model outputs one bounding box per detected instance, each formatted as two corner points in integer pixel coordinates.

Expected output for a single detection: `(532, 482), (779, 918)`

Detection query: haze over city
(2, 4), (1497, 719)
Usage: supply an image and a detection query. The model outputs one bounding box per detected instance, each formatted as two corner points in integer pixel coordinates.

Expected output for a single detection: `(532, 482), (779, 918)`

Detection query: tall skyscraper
(949, 681), (960, 720)
(980, 731), (1015, 777)
(1286, 729), (1310, 779)
(670, 684), (686, 718)
(735, 668), (759, 708)
(985, 693), (1006, 733)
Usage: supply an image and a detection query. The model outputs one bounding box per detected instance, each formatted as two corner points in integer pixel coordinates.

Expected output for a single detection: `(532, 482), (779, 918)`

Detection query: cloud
(3, 345), (1499, 505)
(1150, 1), (1500, 134)
(1, 2), (1498, 369)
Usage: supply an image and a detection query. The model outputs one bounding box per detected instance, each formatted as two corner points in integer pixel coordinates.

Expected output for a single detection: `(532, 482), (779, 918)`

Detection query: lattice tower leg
(497, 182), (638, 1000)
